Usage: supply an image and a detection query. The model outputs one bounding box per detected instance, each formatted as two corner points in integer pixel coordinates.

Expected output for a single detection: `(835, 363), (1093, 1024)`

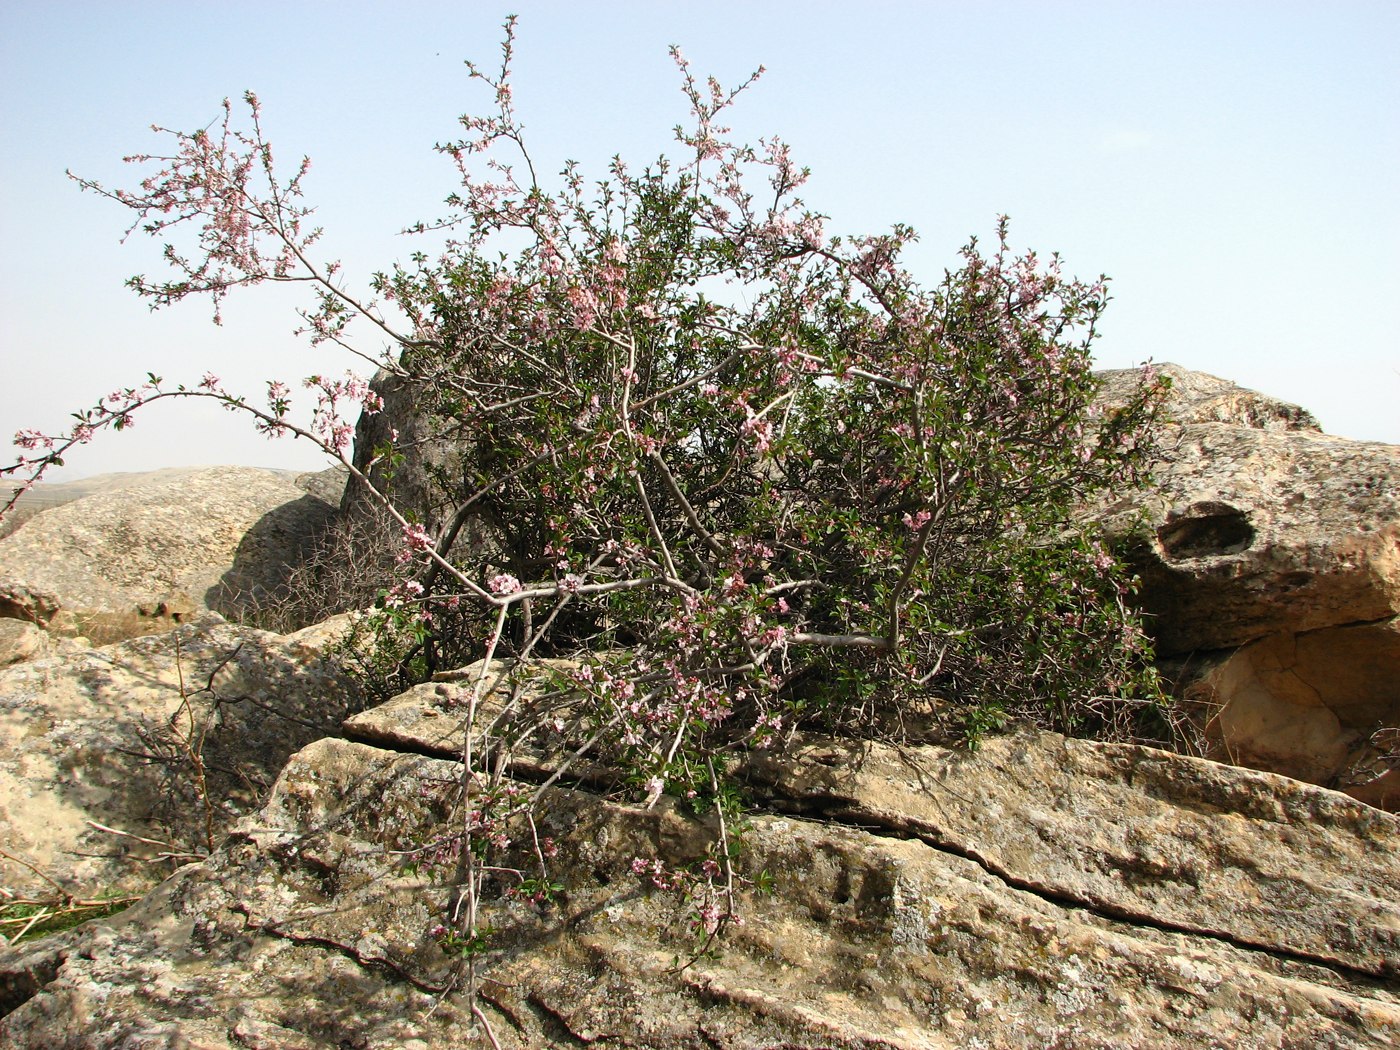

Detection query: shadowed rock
(0, 614), (358, 899)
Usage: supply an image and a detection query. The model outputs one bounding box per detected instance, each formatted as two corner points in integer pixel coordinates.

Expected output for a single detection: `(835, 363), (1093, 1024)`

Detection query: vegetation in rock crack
(2, 16), (1172, 1010)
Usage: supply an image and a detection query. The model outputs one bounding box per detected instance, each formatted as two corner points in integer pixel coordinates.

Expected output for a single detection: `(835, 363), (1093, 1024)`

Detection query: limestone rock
(0, 620), (49, 666)
(1096, 362), (1322, 432)
(0, 581), (58, 628)
(0, 467), (337, 643)
(1117, 423), (1400, 656)
(1177, 621), (1400, 800)
(0, 615), (357, 899)
(2, 729), (1396, 1047)
(347, 678), (1400, 981)
(1094, 367), (1400, 795)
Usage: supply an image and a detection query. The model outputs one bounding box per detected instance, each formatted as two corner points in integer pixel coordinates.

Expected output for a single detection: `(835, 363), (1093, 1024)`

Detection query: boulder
(1095, 366), (1400, 796)
(1096, 362), (1322, 432)
(0, 614), (358, 900)
(1, 718), (1396, 1047)
(0, 467), (338, 643)
(341, 369), (456, 531)
(1116, 424), (1400, 656)
(0, 621), (50, 666)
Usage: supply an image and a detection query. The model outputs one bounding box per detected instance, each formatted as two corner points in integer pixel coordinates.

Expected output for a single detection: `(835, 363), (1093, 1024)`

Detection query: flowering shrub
(3, 17), (1170, 1011)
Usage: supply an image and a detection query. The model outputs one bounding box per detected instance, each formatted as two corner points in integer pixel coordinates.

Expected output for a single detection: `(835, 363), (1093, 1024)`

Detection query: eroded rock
(1109, 422), (1400, 657)
(1096, 363), (1322, 433)
(347, 673), (1400, 981)
(0, 614), (357, 899)
(0, 621), (50, 667)
(1094, 366), (1400, 795)
(0, 467), (337, 644)
(1176, 620), (1400, 804)
(1, 732), (1395, 1047)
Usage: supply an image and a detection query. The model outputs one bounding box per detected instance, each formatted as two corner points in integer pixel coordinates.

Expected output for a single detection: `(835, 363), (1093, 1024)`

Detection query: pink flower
(489, 573), (522, 595)
(401, 523), (434, 551)
(13, 429), (51, 451)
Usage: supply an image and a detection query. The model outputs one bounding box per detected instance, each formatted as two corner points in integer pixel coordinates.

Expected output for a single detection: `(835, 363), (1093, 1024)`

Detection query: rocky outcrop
(0, 621), (52, 666)
(1096, 364), (1400, 655)
(1117, 425), (1400, 656)
(0, 467), (339, 644)
(1096, 366), (1400, 799)
(1096, 362), (1323, 433)
(342, 369), (458, 532)
(0, 365), (1397, 1046)
(0, 614), (358, 899)
(2, 711), (1396, 1048)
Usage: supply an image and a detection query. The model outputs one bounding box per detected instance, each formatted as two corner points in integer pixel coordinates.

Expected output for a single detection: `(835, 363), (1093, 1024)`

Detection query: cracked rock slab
(742, 729), (1400, 980)
(346, 668), (1400, 983)
(2, 735), (1397, 1048)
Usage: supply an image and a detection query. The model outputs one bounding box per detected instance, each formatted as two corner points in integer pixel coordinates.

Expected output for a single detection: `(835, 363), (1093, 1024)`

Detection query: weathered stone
(348, 674), (1400, 980)
(0, 467), (338, 643)
(744, 730), (1400, 978)
(0, 581), (59, 628)
(1176, 619), (1400, 800)
(1096, 362), (1322, 432)
(1090, 367), (1400, 794)
(1104, 420), (1400, 657)
(1, 732), (1395, 1047)
(342, 369), (456, 531)
(0, 620), (49, 666)
(0, 614), (357, 899)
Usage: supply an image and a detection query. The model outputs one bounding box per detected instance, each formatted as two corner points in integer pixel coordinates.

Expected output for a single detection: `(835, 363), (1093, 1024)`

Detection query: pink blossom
(13, 430), (52, 451)
(489, 573), (522, 595)
(402, 523), (434, 551)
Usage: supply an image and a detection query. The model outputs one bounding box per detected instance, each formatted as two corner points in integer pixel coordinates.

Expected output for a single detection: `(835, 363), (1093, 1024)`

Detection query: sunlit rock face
(0, 368), (1397, 1047)
(0, 467), (338, 644)
(2, 723), (1397, 1048)
(1097, 365), (1400, 804)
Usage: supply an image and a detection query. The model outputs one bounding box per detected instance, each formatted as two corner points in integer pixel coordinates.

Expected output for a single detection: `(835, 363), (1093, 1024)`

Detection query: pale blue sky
(2, 1), (1396, 480)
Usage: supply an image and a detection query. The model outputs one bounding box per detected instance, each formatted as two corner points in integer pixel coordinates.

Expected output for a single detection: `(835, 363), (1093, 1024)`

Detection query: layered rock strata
(2, 688), (1395, 1047)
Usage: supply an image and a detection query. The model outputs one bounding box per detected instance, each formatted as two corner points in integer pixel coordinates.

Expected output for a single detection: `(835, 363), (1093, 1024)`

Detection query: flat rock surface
(2, 731), (1396, 1047)
(742, 731), (1400, 978)
(347, 675), (1400, 980)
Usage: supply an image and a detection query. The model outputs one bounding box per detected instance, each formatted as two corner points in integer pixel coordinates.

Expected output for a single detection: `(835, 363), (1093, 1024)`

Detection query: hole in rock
(1157, 504), (1255, 560)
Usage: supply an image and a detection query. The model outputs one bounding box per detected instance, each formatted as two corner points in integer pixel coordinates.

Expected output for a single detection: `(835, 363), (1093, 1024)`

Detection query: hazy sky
(2, 2), (1396, 481)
